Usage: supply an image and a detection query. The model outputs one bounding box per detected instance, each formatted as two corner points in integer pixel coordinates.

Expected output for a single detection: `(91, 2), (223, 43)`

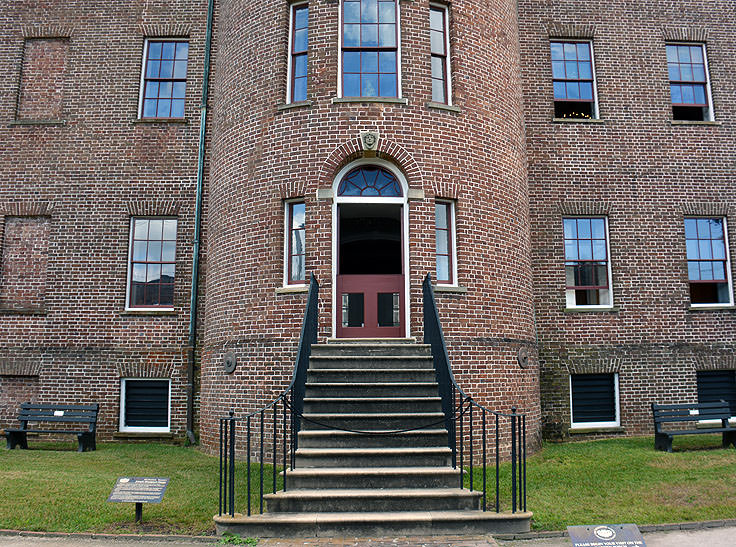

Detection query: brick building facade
(0, 0), (733, 450)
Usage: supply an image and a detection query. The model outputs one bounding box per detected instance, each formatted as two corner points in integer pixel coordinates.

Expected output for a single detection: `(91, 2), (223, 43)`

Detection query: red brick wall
(17, 38), (68, 120)
(0, 376), (38, 431)
(517, 0), (736, 439)
(0, 216), (49, 311)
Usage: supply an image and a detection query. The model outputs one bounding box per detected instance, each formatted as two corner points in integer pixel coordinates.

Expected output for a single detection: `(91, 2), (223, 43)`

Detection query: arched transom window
(337, 166), (403, 197)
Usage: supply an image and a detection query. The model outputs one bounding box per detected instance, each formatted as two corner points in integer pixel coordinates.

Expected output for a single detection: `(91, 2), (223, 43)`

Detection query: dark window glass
(430, 6), (449, 104)
(124, 380), (169, 428)
(129, 218), (177, 307)
(337, 166), (403, 197)
(697, 370), (736, 415)
(288, 202), (306, 284)
(342, 0), (398, 97)
(290, 5), (309, 102)
(435, 201), (453, 283)
(685, 217), (731, 304)
(141, 41), (187, 118)
(571, 374), (616, 424)
(667, 44), (710, 121)
(563, 217), (610, 306)
(550, 41), (596, 119)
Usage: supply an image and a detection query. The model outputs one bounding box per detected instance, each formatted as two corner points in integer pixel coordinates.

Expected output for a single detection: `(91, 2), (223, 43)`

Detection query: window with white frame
(563, 217), (612, 308)
(435, 200), (456, 284)
(139, 39), (189, 119)
(285, 201), (306, 285)
(119, 378), (171, 432)
(685, 217), (733, 306)
(697, 370), (736, 418)
(127, 218), (177, 309)
(667, 43), (713, 122)
(341, 0), (399, 98)
(570, 373), (619, 428)
(429, 4), (451, 104)
(288, 3), (309, 103)
(550, 40), (598, 119)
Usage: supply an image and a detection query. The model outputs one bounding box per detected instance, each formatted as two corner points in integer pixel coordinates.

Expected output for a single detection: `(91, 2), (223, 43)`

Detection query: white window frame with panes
(563, 217), (614, 310)
(685, 216), (734, 308)
(119, 378), (171, 433)
(569, 373), (620, 430)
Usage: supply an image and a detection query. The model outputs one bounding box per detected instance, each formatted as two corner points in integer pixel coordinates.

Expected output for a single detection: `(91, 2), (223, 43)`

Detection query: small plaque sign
(108, 477), (169, 504)
(568, 524), (646, 547)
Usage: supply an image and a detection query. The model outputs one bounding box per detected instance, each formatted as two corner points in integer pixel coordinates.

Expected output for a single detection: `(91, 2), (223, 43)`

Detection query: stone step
(309, 355), (434, 369)
(305, 382), (440, 398)
(283, 466), (462, 489)
(300, 412), (446, 432)
(294, 446), (452, 467)
(214, 510), (533, 537)
(265, 488), (482, 513)
(297, 429), (448, 449)
(306, 368), (436, 383)
(325, 338), (417, 344)
(311, 343), (432, 357)
(302, 397), (443, 414)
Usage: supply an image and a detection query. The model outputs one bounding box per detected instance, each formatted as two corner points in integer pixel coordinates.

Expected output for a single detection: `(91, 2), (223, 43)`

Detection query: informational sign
(568, 524), (646, 547)
(108, 477), (169, 504)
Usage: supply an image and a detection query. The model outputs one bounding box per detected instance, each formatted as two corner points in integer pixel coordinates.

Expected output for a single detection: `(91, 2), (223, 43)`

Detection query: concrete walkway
(1, 526), (736, 546)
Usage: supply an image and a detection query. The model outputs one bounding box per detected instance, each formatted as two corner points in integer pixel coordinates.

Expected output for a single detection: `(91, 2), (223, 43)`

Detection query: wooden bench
(651, 400), (736, 452)
(4, 403), (99, 452)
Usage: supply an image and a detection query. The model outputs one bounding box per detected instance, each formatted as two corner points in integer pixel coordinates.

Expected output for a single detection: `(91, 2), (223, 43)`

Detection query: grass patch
(464, 434), (736, 530)
(1, 435), (735, 534)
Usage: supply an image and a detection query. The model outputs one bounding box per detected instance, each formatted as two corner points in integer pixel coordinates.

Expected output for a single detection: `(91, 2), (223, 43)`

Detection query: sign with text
(107, 477), (169, 504)
(568, 524), (646, 547)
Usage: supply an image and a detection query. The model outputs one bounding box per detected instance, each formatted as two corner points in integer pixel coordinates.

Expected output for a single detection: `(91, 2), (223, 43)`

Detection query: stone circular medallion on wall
(223, 351), (237, 374)
(517, 347), (529, 369)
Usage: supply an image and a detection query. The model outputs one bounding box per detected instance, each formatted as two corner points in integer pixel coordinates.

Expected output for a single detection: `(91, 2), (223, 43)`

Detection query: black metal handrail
(218, 273), (318, 517)
(422, 273), (527, 513)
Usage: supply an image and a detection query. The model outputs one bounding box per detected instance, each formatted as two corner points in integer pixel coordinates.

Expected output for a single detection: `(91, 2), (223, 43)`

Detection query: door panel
(337, 274), (404, 337)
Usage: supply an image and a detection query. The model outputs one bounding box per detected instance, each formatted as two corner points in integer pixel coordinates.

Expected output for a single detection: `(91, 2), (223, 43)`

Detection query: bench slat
(20, 403), (98, 411)
(17, 416), (96, 424)
(667, 428), (733, 436)
(654, 414), (730, 423)
(6, 429), (89, 435)
(652, 402), (728, 410)
(20, 411), (96, 419)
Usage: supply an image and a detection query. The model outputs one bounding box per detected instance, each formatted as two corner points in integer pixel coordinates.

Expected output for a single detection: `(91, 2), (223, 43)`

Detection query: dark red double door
(336, 204), (404, 338)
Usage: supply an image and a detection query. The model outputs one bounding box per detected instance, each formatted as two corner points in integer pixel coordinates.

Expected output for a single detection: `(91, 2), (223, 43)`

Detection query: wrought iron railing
(218, 272), (527, 517)
(218, 273), (319, 517)
(422, 273), (527, 513)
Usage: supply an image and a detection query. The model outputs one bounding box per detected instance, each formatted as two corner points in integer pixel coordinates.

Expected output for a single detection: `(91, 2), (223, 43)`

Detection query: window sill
(0, 307), (47, 316)
(120, 309), (178, 316)
(276, 285), (309, 295)
(670, 120), (721, 126)
(332, 97), (408, 105)
(569, 426), (624, 435)
(688, 305), (736, 311)
(564, 306), (619, 313)
(9, 119), (66, 126)
(114, 431), (173, 439)
(132, 118), (188, 124)
(277, 100), (313, 111)
(552, 117), (604, 124)
(434, 284), (467, 294)
(426, 101), (461, 113)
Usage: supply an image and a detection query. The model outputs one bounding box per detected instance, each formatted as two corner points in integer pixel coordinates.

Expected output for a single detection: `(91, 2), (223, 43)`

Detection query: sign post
(107, 477), (169, 524)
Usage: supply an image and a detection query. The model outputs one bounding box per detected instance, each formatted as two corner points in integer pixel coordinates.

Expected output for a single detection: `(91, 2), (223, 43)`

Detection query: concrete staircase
(214, 339), (531, 537)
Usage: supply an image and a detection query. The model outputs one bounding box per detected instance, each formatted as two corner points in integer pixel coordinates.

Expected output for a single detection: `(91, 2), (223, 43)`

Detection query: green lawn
(1, 435), (735, 534)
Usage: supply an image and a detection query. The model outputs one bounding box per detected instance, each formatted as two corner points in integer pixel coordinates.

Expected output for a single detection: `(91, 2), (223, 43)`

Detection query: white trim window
(666, 43), (714, 122)
(285, 200), (306, 285)
(550, 40), (599, 119)
(287, 3), (309, 103)
(435, 200), (456, 284)
(685, 217), (733, 307)
(138, 39), (189, 119)
(119, 378), (171, 433)
(570, 373), (620, 429)
(126, 217), (177, 310)
(563, 217), (613, 308)
(340, 0), (400, 98)
(429, 4), (452, 105)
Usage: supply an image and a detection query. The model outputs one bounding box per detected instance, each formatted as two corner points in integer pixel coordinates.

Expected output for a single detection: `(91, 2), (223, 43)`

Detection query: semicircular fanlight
(337, 166), (403, 197)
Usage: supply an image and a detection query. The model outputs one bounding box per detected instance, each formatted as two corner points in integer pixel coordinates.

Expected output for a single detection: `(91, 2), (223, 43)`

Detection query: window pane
(666, 45), (678, 63)
(436, 203), (448, 229)
(693, 85), (705, 105)
(577, 218), (591, 239)
(291, 255), (305, 282)
(432, 56), (444, 80)
(684, 218), (698, 238)
(147, 241), (162, 261)
(713, 261), (725, 280)
(565, 61), (578, 79)
(294, 54), (308, 78)
(700, 261), (713, 280)
(162, 241), (176, 262)
(160, 284), (174, 306)
(578, 241), (592, 260)
(292, 202), (305, 229)
(294, 28), (308, 52)
(344, 51), (360, 73)
(592, 240), (606, 260)
(362, 24), (378, 47)
(148, 42), (162, 59)
(379, 51), (396, 72)
(670, 85), (682, 104)
(172, 81), (186, 99)
(295, 6), (308, 28)
(344, 74), (360, 96)
(566, 82), (580, 99)
(431, 29), (445, 55)
(379, 24), (396, 47)
(430, 8), (443, 30)
(565, 241), (578, 260)
(361, 0), (378, 23)
(699, 239), (712, 259)
(157, 99), (171, 117)
(132, 263), (146, 282)
(159, 81), (172, 98)
(693, 65), (705, 81)
(362, 73), (378, 96)
(175, 42), (189, 60)
(563, 219), (577, 239)
(133, 241), (147, 261)
(432, 78), (445, 103)
(379, 1), (396, 23)
(688, 261), (700, 280)
(161, 42), (175, 59)
(591, 219), (605, 239)
(344, 1), (361, 23)
(563, 43), (576, 58)
(551, 61), (565, 79)
(147, 263), (161, 283)
(293, 78), (307, 102)
(578, 61), (592, 80)
(146, 61), (160, 79)
(691, 46), (703, 63)
(291, 229), (305, 256)
(160, 60), (174, 79)
(362, 51), (378, 72)
(161, 263), (175, 281)
(668, 63), (680, 81)
(686, 239), (700, 259)
(436, 229), (448, 254)
(145, 82), (159, 98)
(678, 45), (691, 62)
(697, 218), (711, 238)
(436, 256), (450, 282)
(709, 218), (724, 239)
(680, 64), (693, 81)
(550, 42), (564, 60)
(173, 60), (187, 79)
(553, 81), (566, 99)
(171, 100), (185, 118)
(577, 43), (590, 60)
(149, 219), (163, 239)
(379, 74), (396, 97)
(344, 24), (360, 47)
(134, 219), (149, 239)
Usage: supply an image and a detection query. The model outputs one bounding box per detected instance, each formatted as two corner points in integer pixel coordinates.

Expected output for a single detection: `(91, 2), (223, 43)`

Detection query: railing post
(260, 410), (265, 514)
(228, 411), (235, 517)
(482, 408), (486, 511)
(523, 414), (527, 512)
(247, 415), (251, 516)
(282, 400), (287, 491)
(273, 404), (277, 494)
(218, 418), (224, 516)
(511, 407), (517, 514)
(469, 402), (473, 491)
(459, 399), (464, 489)
(495, 413), (499, 513)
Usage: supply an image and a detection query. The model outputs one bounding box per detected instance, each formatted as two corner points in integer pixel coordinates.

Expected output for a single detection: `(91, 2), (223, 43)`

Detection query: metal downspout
(187, 0), (215, 445)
